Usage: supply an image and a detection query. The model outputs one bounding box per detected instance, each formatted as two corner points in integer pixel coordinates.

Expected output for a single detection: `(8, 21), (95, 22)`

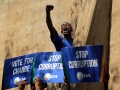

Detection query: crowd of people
(17, 77), (70, 90)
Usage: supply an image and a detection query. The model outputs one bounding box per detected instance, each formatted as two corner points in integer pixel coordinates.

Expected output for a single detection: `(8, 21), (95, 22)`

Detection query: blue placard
(34, 52), (64, 83)
(4, 53), (35, 89)
(62, 45), (105, 83)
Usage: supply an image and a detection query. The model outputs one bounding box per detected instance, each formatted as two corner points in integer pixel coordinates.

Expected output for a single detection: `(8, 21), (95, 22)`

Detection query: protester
(46, 4), (73, 90)
(46, 5), (74, 51)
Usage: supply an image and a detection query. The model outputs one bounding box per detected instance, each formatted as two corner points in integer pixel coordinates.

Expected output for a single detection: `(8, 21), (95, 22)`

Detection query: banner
(62, 45), (105, 83)
(4, 53), (36, 89)
(33, 52), (64, 83)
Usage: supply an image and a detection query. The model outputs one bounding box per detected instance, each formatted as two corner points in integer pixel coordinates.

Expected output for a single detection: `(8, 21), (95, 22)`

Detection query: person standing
(46, 5), (73, 90)
(46, 5), (73, 51)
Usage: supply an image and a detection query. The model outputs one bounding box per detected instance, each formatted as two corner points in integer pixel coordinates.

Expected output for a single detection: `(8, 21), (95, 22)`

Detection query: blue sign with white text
(4, 53), (35, 89)
(62, 45), (105, 83)
(34, 52), (64, 83)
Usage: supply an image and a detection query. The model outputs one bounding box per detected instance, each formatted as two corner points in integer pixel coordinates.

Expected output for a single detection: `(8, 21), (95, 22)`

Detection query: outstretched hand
(46, 5), (54, 11)
(18, 80), (28, 90)
(34, 77), (42, 90)
(33, 77), (47, 90)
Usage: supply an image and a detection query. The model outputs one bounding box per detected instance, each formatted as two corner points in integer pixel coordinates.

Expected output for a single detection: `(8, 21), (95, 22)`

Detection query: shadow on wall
(74, 0), (112, 90)
(86, 0), (112, 90)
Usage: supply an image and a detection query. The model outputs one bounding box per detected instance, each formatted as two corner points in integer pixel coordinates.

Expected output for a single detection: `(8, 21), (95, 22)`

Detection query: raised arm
(46, 5), (56, 37)
(18, 80), (28, 90)
(34, 77), (47, 90)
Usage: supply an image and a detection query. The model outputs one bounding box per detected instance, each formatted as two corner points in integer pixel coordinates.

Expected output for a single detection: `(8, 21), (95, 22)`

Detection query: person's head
(61, 22), (73, 35)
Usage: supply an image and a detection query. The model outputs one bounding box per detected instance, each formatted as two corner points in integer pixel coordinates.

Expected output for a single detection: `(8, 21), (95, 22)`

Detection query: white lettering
(48, 55), (61, 62)
(68, 59), (98, 68)
(25, 57), (33, 64)
(13, 65), (30, 75)
(50, 75), (58, 78)
(38, 63), (63, 70)
(12, 59), (23, 67)
(76, 50), (88, 59)
(84, 74), (91, 77)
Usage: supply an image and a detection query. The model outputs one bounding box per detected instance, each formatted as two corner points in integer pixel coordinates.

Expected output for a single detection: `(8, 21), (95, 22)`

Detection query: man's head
(61, 22), (73, 35)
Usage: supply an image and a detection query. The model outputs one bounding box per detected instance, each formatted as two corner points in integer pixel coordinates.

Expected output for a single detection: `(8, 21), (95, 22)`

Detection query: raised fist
(46, 5), (54, 11)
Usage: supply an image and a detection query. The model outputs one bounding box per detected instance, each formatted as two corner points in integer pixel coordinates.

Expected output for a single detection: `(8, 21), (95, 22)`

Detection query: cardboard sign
(4, 53), (35, 89)
(33, 52), (64, 83)
(62, 45), (105, 83)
